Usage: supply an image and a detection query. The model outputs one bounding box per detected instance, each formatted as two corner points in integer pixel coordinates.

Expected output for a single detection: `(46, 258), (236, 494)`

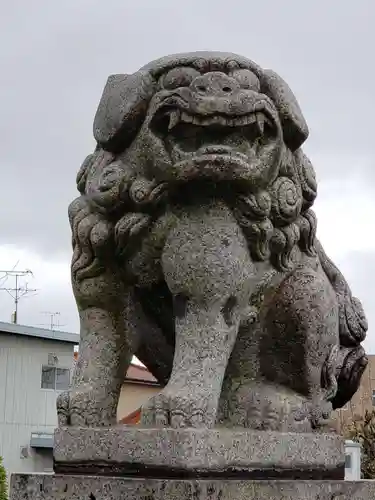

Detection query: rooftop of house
(119, 365), (161, 425)
(125, 362), (159, 385)
(0, 320), (79, 344)
(73, 351), (160, 386)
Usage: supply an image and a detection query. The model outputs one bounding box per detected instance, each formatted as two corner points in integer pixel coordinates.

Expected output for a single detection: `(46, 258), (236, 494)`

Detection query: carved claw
(141, 388), (216, 429)
(56, 390), (92, 427)
(56, 388), (117, 427)
(293, 399), (333, 430)
(56, 391), (71, 426)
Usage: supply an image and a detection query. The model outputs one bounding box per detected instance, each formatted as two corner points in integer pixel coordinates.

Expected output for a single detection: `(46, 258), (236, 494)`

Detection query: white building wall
(0, 333), (75, 477)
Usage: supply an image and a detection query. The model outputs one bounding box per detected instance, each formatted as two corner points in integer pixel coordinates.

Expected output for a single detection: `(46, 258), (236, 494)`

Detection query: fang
(256, 114), (265, 135)
(168, 111), (180, 130)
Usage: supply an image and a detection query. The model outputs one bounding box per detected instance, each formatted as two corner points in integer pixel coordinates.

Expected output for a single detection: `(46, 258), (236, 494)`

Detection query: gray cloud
(0, 0), (374, 347)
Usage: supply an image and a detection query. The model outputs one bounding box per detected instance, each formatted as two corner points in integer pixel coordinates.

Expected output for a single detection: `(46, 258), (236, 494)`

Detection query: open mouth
(151, 107), (279, 165)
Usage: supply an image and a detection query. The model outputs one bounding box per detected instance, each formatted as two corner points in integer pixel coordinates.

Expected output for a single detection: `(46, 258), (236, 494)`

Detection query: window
(41, 366), (70, 390)
(345, 453), (352, 469)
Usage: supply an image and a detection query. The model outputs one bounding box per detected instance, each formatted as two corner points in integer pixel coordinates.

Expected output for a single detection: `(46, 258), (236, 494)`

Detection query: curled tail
(315, 239), (367, 347)
(316, 239), (368, 409)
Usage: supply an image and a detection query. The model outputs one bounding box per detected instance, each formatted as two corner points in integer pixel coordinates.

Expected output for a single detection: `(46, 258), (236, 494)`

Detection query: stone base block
(9, 474), (375, 500)
(54, 427), (344, 480)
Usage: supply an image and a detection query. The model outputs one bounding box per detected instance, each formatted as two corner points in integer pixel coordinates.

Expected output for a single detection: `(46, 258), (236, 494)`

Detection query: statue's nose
(190, 72), (240, 96)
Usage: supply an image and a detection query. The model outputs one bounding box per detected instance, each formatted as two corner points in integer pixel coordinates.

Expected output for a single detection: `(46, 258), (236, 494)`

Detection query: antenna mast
(0, 269), (37, 324)
(40, 311), (62, 331)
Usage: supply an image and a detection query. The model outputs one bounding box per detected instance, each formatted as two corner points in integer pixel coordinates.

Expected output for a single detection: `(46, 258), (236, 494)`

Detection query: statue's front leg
(58, 283), (137, 428)
(57, 197), (138, 427)
(58, 289), (134, 428)
(141, 202), (256, 428)
(142, 298), (242, 428)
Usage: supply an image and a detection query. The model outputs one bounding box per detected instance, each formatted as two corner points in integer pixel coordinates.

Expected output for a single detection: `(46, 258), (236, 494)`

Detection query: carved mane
(233, 147), (317, 272)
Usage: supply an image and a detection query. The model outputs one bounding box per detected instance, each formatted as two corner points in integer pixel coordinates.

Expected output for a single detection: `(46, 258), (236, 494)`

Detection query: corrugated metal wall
(0, 333), (74, 476)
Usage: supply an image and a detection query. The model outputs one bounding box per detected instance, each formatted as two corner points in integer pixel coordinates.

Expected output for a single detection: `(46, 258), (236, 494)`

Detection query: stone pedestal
(10, 426), (369, 499)
(9, 474), (375, 500)
(53, 426), (344, 479)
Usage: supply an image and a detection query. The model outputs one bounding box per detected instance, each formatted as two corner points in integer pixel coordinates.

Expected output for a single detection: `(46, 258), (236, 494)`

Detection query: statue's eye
(161, 67), (201, 90)
(230, 69), (260, 92)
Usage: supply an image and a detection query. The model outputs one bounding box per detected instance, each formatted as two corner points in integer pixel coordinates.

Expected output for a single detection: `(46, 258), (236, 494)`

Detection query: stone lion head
(76, 52), (318, 273)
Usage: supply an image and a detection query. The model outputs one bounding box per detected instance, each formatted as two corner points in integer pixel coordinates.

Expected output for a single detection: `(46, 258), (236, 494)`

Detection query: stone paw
(56, 391), (71, 426)
(56, 389), (117, 427)
(140, 388), (216, 428)
(293, 399), (333, 430)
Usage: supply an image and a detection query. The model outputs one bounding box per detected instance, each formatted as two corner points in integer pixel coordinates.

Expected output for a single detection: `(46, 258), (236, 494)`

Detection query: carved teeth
(166, 110), (271, 134)
(168, 110), (180, 130)
(235, 116), (251, 126)
(202, 116), (228, 126)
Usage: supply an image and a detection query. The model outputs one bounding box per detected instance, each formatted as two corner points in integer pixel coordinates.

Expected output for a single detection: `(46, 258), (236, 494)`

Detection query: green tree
(345, 409), (375, 479)
(0, 456), (7, 500)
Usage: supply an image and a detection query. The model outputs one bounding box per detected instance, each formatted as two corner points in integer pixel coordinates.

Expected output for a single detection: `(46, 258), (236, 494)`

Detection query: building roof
(73, 351), (160, 386)
(125, 363), (159, 385)
(119, 408), (142, 425)
(0, 320), (79, 344)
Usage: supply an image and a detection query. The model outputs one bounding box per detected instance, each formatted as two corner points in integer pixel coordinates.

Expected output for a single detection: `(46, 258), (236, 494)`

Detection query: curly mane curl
(234, 147), (317, 271)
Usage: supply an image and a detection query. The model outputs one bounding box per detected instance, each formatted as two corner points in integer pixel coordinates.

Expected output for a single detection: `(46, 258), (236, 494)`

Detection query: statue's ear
(260, 69), (309, 151)
(93, 71), (156, 152)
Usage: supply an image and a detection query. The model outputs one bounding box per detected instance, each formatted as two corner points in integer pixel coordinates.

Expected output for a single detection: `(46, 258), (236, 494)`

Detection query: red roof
(125, 363), (159, 385)
(120, 408), (142, 425)
(73, 352), (159, 386)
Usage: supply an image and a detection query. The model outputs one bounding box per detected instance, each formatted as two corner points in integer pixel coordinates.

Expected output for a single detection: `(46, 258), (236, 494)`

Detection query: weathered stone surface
(57, 50), (368, 433)
(53, 427), (344, 479)
(10, 474), (375, 500)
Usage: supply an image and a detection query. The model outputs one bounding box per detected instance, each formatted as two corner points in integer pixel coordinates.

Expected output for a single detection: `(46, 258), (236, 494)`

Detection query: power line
(0, 268), (37, 324)
(0, 260), (19, 288)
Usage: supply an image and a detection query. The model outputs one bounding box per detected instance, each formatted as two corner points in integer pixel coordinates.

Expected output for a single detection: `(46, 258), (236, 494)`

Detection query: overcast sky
(1, 0), (374, 352)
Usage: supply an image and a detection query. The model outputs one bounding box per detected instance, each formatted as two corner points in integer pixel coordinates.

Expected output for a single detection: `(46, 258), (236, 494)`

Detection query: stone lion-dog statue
(57, 52), (368, 432)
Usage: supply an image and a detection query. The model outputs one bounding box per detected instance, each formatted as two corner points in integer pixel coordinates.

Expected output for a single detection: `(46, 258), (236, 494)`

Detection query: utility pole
(0, 269), (37, 324)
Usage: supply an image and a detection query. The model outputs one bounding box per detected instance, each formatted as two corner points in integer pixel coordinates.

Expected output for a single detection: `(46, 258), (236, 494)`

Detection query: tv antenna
(0, 266), (37, 324)
(39, 311), (64, 331)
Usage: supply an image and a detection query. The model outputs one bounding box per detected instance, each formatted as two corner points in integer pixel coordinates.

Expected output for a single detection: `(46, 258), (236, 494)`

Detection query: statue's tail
(315, 239), (367, 347)
(316, 239), (368, 409)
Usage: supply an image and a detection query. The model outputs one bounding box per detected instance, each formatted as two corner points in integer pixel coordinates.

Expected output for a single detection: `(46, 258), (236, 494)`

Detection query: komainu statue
(58, 52), (368, 432)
